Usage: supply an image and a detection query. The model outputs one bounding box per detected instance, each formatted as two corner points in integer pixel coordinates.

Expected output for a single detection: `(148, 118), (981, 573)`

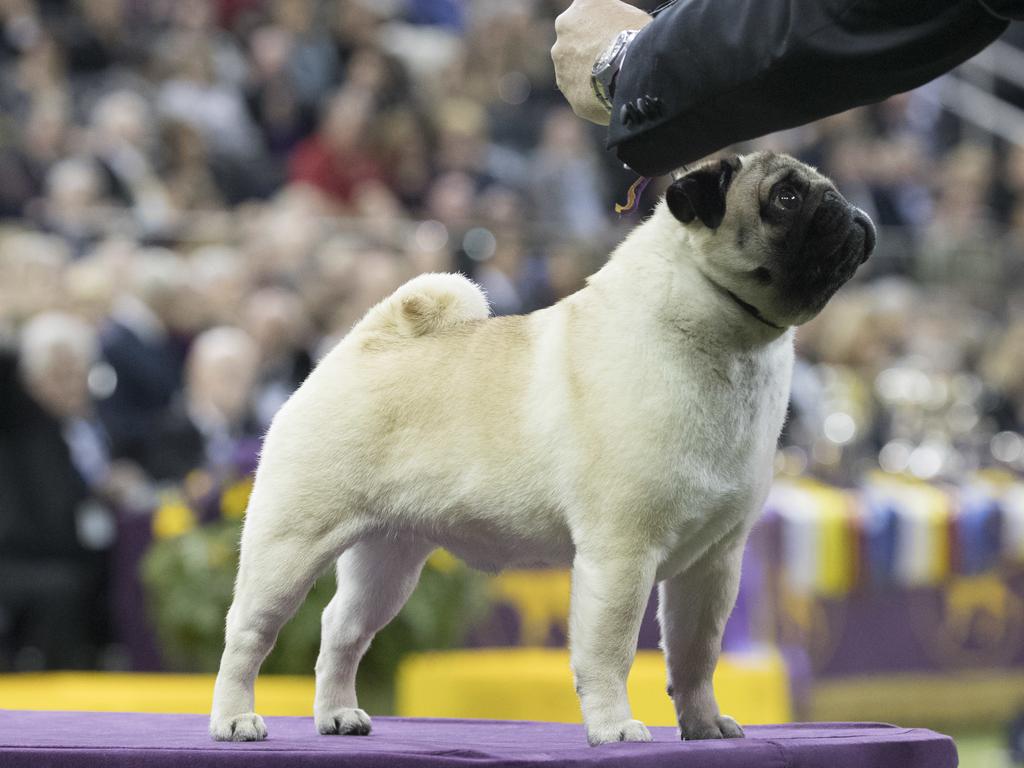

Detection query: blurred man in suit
(98, 250), (194, 461)
(0, 313), (114, 668)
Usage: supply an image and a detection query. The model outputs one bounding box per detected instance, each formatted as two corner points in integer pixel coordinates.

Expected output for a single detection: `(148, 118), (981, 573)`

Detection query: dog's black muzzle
(776, 190), (876, 317)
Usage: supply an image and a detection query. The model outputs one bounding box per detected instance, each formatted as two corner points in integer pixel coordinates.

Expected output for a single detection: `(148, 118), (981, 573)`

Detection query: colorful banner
(767, 475), (1024, 597)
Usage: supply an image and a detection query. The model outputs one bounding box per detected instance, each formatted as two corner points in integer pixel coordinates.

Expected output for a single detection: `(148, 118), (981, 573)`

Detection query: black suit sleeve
(979, 0), (1024, 19)
(609, 0), (1012, 176)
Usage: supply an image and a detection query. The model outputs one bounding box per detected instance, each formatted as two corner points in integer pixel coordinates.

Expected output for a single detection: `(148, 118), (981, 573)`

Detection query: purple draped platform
(0, 711), (956, 768)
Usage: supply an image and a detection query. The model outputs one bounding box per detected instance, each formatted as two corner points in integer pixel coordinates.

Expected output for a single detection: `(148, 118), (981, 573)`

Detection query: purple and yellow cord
(614, 176), (651, 215)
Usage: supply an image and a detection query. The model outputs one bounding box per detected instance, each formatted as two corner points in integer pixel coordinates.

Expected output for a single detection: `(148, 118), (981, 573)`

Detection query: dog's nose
(852, 208), (876, 262)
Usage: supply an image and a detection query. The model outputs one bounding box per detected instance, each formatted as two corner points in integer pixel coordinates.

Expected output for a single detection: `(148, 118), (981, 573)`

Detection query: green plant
(141, 519), (491, 713)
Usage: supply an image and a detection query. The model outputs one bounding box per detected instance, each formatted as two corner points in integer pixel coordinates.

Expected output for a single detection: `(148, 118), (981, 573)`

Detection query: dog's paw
(680, 714), (745, 740)
(316, 708), (372, 736)
(209, 712), (268, 741)
(586, 718), (652, 746)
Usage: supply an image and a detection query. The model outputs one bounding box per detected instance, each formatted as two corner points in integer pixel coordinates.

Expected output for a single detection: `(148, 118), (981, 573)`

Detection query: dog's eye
(772, 185), (802, 211)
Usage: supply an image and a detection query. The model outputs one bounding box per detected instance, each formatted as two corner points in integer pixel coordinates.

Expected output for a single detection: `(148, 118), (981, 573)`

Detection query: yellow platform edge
(395, 648), (792, 726)
(0, 648), (791, 726)
(0, 672), (315, 716)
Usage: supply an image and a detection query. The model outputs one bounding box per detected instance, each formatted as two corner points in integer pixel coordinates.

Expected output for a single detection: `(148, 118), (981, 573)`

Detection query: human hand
(552, 0), (651, 125)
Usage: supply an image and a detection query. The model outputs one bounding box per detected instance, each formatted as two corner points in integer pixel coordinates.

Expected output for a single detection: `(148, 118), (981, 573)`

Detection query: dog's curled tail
(358, 273), (490, 337)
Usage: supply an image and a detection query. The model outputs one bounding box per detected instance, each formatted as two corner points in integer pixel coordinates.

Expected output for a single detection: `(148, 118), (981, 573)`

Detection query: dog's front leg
(659, 539), (746, 740)
(569, 549), (657, 746)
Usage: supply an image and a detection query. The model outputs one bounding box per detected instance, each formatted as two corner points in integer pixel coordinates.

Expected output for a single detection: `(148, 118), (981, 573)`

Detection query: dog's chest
(681, 348), (787, 459)
(639, 342), (792, 573)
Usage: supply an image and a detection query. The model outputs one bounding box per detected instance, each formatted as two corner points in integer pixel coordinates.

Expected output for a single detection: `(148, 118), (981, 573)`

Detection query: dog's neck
(700, 274), (786, 331)
(586, 205), (791, 351)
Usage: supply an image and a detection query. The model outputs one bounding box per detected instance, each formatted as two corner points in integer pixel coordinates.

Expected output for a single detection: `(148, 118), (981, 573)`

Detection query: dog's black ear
(666, 157), (740, 230)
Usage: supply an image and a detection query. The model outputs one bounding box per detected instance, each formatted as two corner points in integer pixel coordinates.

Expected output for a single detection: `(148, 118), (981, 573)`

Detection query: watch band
(591, 29), (639, 114)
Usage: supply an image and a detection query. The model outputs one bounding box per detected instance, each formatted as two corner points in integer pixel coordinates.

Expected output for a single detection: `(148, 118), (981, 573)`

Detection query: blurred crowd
(1, 0), (1024, 670)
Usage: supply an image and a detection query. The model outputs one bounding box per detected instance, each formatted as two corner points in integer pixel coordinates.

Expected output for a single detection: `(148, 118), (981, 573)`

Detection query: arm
(613, 0), (1011, 175)
(555, 0), (1011, 177)
(978, 0), (1024, 19)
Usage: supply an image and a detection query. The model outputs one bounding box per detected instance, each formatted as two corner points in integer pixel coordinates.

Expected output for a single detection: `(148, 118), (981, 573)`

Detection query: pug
(209, 151), (875, 746)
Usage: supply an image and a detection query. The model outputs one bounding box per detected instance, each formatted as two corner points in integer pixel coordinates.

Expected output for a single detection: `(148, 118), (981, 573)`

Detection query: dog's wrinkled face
(666, 150), (875, 328)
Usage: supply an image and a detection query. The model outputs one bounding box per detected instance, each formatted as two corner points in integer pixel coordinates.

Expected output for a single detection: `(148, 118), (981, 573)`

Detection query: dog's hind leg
(314, 535), (433, 735)
(209, 507), (356, 742)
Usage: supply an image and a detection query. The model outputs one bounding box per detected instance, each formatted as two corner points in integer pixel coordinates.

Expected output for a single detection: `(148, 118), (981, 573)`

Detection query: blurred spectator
(922, 144), (1002, 290)
(0, 96), (68, 218)
(50, 0), (141, 76)
(0, 230), (69, 327)
(245, 23), (315, 158)
(330, 0), (393, 66)
(156, 33), (277, 201)
(288, 86), (385, 209)
(157, 36), (263, 162)
(270, 0), (339, 108)
(530, 107), (605, 240)
(158, 119), (227, 213)
(433, 97), (499, 184)
(140, 326), (260, 483)
(97, 251), (192, 459)
(0, 312), (112, 669)
(63, 250), (117, 325)
(164, 0), (249, 89)
(374, 107), (435, 211)
(40, 157), (106, 254)
(242, 287), (313, 429)
(88, 90), (175, 234)
(188, 245), (252, 326)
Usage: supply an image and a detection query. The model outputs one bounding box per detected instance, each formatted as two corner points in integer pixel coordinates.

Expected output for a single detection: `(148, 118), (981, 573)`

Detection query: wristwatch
(591, 29), (639, 115)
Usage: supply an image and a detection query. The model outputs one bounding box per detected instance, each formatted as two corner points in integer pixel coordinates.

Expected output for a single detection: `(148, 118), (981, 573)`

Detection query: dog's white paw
(316, 707), (372, 736)
(680, 714), (745, 740)
(209, 712), (268, 741)
(586, 718), (652, 746)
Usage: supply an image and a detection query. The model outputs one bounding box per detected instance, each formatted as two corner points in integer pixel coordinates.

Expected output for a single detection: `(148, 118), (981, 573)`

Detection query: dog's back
(256, 273), (554, 533)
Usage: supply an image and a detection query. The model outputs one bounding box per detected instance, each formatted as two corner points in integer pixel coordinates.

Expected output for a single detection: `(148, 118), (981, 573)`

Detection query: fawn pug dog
(210, 151), (875, 746)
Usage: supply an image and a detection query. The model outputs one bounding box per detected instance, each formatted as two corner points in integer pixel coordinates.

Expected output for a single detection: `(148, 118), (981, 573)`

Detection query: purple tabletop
(0, 711), (957, 768)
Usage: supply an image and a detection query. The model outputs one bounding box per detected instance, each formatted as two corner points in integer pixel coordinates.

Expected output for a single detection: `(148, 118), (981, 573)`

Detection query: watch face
(593, 48), (615, 76)
(592, 30), (637, 109)
(594, 35), (624, 77)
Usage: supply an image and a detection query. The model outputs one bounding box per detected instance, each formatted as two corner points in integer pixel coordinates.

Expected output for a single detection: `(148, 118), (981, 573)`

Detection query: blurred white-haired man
(19, 312), (101, 424)
(0, 312), (114, 669)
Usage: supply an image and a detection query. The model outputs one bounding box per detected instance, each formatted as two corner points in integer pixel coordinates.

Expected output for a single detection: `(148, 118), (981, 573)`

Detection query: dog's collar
(721, 288), (785, 330)
(702, 276), (785, 331)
